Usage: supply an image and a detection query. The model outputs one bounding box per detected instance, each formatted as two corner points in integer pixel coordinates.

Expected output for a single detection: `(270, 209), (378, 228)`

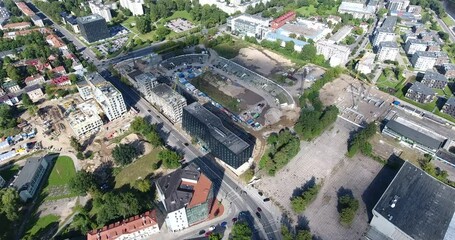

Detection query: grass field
(42, 156), (77, 201)
(442, 15), (455, 26)
(212, 41), (248, 59)
(23, 214), (60, 240)
(114, 147), (162, 188)
(165, 10), (193, 21)
(296, 5), (338, 17)
(376, 74), (399, 89)
(121, 17), (156, 41)
(0, 164), (20, 182)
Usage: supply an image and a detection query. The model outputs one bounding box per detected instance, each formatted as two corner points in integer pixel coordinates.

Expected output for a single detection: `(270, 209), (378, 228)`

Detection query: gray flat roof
(12, 157), (47, 191)
(446, 97), (455, 107)
(409, 81), (435, 96)
(77, 14), (104, 24)
(423, 70), (447, 82)
(385, 118), (445, 150)
(415, 51), (438, 58)
(184, 102), (250, 155)
(151, 84), (185, 101)
(379, 41), (398, 48)
(443, 63), (455, 71)
(373, 161), (455, 240)
(156, 163), (199, 212)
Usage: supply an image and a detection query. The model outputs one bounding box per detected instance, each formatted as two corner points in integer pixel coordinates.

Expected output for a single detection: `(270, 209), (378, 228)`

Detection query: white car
(208, 225), (215, 231)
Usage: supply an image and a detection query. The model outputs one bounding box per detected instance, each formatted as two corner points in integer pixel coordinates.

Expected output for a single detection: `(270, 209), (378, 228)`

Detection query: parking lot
(165, 18), (195, 33)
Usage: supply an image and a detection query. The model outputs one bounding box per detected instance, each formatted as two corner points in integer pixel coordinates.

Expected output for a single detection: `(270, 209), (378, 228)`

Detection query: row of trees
(130, 117), (163, 148)
(290, 183), (321, 213)
(347, 122), (377, 157)
(281, 225), (312, 240)
(0, 188), (22, 240)
(338, 194), (359, 226)
(260, 129), (300, 176)
(231, 221), (253, 240)
(419, 156), (455, 188)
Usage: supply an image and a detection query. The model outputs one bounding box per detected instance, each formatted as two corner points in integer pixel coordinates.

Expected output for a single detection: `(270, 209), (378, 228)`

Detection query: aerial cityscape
(0, 0), (455, 239)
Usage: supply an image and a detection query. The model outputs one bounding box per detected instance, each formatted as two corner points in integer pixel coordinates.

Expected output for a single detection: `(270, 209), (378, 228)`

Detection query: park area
(41, 156), (77, 201)
(22, 214), (60, 240)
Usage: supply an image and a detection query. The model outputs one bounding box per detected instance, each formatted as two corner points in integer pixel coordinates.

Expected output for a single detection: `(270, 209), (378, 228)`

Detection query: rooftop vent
(390, 195), (399, 208)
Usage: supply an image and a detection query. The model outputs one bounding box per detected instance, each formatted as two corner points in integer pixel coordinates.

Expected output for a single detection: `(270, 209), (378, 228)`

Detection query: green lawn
(296, 5), (338, 17)
(0, 164), (20, 182)
(442, 15), (455, 26)
(23, 214), (60, 240)
(114, 147), (162, 188)
(212, 41), (247, 59)
(42, 156), (77, 201)
(121, 17), (157, 41)
(376, 74), (399, 89)
(165, 10), (194, 21)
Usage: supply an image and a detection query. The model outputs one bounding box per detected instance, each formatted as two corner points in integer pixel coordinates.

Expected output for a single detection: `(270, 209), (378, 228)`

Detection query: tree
(136, 16), (151, 34)
(0, 188), (21, 221)
(22, 94), (33, 107)
(69, 170), (96, 195)
(300, 44), (316, 61)
(0, 105), (17, 130)
(345, 35), (355, 45)
(209, 233), (222, 240)
(76, 151), (85, 160)
(6, 65), (21, 81)
(338, 194), (359, 226)
(158, 149), (181, 169)
(149, 3), (159, 21)
(155, 27), (171, 41)
(295, 230), (312, 240)
(133, 179), (151, 192)
(69, 74), (78, 84)
(291, 183), (320, 213)
(112, 144), (139, 166)
(231, 222), (252, 240)
(70, 136), (83, 152)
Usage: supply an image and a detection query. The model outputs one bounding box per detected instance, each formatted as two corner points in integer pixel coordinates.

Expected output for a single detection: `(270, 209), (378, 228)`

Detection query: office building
(382, 116), (446, 153)
(367, 161), (455, 240)
(84, 72), (127, 121)
(405, 82), (435, 104)
(440, 63), (455, 78)
(338, 0), (376, 19)
(87, 210), (160, 240)
(156, 163), (214, 232)
(277, 19), (331, 42)
(328, 25), (353, 44)
(148, 84), (186, 123)
(372, 17), (397, 46)
(12, 156), (49, 202)
(410, 51), (437, 71)
(421, 70), (447, 89)
(387, 0), (409, 11)
(88, 0), (112, 22)
(316, 40), (351, 67)
(270, 11), (296, 29)
(227, 14), (270, 39)
(77, 14), (110, 43)
(120, 0), (144, 16)
(356, 52), (376, 74)
(404, 38), (427, 55)
(134, 72), (157, 98)
(442, 97), (455, 118)
(68, 100), (103, 137)
(377, 41), (399, 61)
(61, 12), (80, 33)
(182, 102), (255, 174)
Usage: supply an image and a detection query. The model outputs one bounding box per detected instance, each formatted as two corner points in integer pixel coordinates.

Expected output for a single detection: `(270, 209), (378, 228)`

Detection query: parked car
(221, 221), (228, 227)
(256, 212), (261, 218)
(257, 207), (262, 212)
(199, 230), (206, 235)
(208, 225), (216, 231)
(263, 198), (270, 202)
(232, 218), (238, 222)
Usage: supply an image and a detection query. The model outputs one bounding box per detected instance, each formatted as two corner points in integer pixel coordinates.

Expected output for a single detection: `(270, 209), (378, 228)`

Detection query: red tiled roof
(51, 66), (66, 74)
(2, 22), (31, 30)
(186, 173), (212, 208)
(86, 210), (158, 240)
(46, 34), (66, 48)
(51, 75), (69, 85)
(16, 2), (35, 16)
(271, 11), (296, 24)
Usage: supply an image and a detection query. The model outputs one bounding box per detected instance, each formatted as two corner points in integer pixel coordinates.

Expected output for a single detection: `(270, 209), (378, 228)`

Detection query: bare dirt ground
(233, 47), (294, 77)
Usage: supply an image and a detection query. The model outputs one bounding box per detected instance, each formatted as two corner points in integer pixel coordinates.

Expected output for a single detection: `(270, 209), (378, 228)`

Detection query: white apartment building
(316, 40), (351, 67)
(120, 0), (144, 16)
(356, 52), (376, 74)
(199, 0), (271, 14)
(377, 41), (399, 61)
(338, 1), (376, 19)
(68, 100), (103, 137)
(227, 14), (270, 38)
(84, 72), (127, 121)
(149, 84), (187, 123)
(404, 38), (427, 55)
(411, 51), (437, 71)
(134, 72), (158, 98)
(372, 17), (397, 46)
(88, 0), (112, 22)
(76, 80), (93, 100)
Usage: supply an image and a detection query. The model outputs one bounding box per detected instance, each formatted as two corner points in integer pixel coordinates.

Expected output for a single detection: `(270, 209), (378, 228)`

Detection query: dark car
(232, 218), (238, 222)
(221, 221), (228, 227)
(257, 207), (262, 212)
(256, 212), (261, 218)
(199, 230), (206, 235)
(184, 142), (189, 146)
(258, 191), (263, 196)
(263, 198), (270, 202)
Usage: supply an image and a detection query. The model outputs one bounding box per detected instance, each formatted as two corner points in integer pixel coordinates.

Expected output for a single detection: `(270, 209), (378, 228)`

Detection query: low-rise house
(327, 15), (341, 25)
(24, 74), (45, 86)
(420, 70), (447, 89)
(0, 21), (31, 30)
(12, 156), (49, 202)
(3, 81), (20, 93)
(87, 210), (159, 240)
(25, 59), (51, 72)
(439, 63), (455, 78)
(46, 34), (67, 51)
(51, 66), (67, 76)
(24, 85), (44, 102)
(0, 94), (19, 106)
(50, 76), (70, 86)
(405, 81), (435, 103)
(442, 97), (455, 118)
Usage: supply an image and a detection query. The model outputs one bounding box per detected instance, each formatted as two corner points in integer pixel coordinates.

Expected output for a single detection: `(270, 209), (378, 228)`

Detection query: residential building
(88, 0), (112, 22)
(382, 116), (446, 153)
(51, 76), (71, 86)
(387, 0), (409, 11)
(134, 72), (158, 98)
(0, 94), (19, 106)
(404, 38), (427, 55)
(0, 7), (9, 26)
(440, 63), (455, 78)
(156, 163), (214, 232)
(199, 0), (271, 14)
(60, 12), (80, 33)
(46, 34), (67, 51)
(442, 97), (455, 118)
(435, 51), (450, 66)
(0, 22), (31, 30)
(77, 14), (110, 43)
(356, 52), (376, 74)
(327, 15), (342, 25)
(3, 81), (20, 93)
(21, 75), (41, 87)
(410, 51), (437, 71)
(407, 5), (422, 15)
(372, 17), (397, 46)
(15, 2), (35, 17)
(0, 175), (5, 188)
(86, 72), (127, 121)
(367, 161), (455, 240)
(12, 156), (49, 202)
(227, 14), (270, 39)
(76, 80), (93, 100)
(338, 0), (376, 19)
(24, 85), (44, 102)
(68, 100), (103, 137)
(405, 82), (435, 103)
(270, 11), (296, 29)
(51, 66), (67, 76)
(377, 41), (399, 61)
(149, 84), (187, 123)
(182, 102), (255, 174)
(87, 210), (159, 240)
(328, 25), (353, 44)
(119, 0), (144, 16)
(420, 70), (448, 89)
(31, 15), (44, 27)
(316, 40), (351, 67)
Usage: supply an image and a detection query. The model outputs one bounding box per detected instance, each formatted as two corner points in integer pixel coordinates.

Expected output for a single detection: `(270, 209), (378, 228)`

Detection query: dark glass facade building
(182, 102), (255, 169)
(77, 14), (110, 43)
